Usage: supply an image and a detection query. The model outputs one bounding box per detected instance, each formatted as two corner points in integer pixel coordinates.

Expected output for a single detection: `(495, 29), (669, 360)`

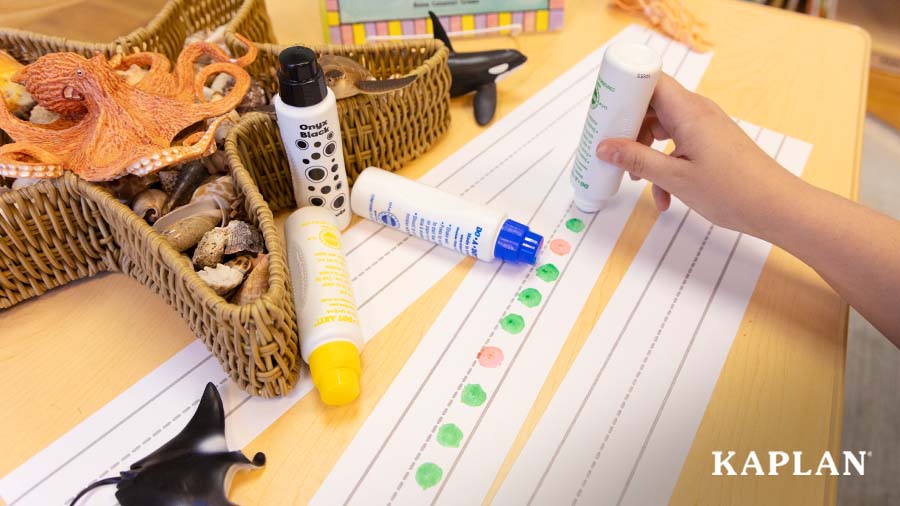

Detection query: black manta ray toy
(429, 11), (527, 126)
(70, 383), (265, 506)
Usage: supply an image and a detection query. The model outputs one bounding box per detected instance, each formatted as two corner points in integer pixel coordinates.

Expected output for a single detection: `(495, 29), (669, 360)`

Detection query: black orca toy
(70, 383), (265, 506)
(429, 11), (527, 126)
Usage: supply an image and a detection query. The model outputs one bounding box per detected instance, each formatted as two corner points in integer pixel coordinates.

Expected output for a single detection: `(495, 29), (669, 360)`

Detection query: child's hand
(595, 73), (802, 237)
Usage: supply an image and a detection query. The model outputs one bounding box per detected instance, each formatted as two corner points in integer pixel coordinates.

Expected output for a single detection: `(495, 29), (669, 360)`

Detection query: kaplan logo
(712, 451), (871, 476)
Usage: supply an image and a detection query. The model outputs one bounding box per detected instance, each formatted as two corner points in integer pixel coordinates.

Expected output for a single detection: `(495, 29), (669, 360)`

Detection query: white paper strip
(494, 123), (812, 506)
(312, 28), (715, 506)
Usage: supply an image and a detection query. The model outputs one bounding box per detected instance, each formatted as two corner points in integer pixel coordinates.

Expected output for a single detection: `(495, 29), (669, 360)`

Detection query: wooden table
(0, 0), (869, 504)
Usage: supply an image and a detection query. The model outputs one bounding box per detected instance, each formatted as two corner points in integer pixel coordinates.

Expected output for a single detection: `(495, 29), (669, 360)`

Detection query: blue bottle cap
(494, 219), (544, 265)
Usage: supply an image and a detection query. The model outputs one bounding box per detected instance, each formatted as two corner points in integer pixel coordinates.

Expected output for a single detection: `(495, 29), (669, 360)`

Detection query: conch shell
(132, 188), (167, 223)
(230, 254), (268, 305)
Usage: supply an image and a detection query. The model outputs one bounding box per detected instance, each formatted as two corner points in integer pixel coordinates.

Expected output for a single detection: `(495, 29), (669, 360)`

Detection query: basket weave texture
(0, 1), (452, 398)
(0, 0), (302, 398)
(228, 40), (451, 212)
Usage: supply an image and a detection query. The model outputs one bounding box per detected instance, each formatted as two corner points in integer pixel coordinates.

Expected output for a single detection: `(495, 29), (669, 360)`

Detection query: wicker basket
(223, 40), (451, 212)
(0, 0), (275, 62)
(0, 0), (301, 398)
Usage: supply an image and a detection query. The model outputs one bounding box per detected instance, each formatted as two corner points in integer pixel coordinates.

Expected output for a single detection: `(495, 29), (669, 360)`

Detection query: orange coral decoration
(613, 0), (711, 52)
(0, 36), (256, 181)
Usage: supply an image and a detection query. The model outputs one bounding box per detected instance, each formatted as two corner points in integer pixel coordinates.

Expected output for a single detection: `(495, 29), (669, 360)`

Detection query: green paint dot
(436, 423), (464, 448)
(536, 263), (560, 282)
(517, 287), (543, 308)
(566, 218), (585, 233)
(415, 462), (443, 489)
(461, 383), (487, 407)
(500, 313), (525, 334)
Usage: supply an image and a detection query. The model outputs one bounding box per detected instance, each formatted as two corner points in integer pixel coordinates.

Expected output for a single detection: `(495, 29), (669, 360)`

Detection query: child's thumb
(596, 138), (686, 186)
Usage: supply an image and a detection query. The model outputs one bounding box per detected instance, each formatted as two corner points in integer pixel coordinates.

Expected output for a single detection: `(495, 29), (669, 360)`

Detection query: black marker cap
(278, 46), (328, 107)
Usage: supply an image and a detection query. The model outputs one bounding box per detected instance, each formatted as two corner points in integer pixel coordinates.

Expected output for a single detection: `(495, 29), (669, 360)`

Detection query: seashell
(212, 110), (240, 145)
(193, 226), (227, 268)
(132, 188), (167, 223)
(223, 220), (264, 255)
(230, 254), (268, 305)
(197, 263), (244, 296)
(237, 82), (268, 113)
(200, 150), (228, 174)
(28, 104), (60, 125)
(154, 196), (227, 230)
(191, 175), (234, 204)
(154, 197), (227, 251)
(0, 50), (34, 116)
(11, 177), (43, 190)
(209, 73), (233, 96)
(163, 161), (210, 214)
(156, 214), (219, 252)
(100, 173), (160, 204)
(158, 170), (179, 195)
(224, 254), (253, 275)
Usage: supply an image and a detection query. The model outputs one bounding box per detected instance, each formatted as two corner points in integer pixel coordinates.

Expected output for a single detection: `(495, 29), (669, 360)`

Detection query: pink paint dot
(477, 346), (504, 368)
(549, 238), (571, 255)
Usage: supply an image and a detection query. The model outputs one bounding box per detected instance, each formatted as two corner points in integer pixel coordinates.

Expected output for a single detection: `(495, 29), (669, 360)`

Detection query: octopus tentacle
(229, 34), (257, 68)
(0, 144), (63, 178)
(125, 116), (224, 177)
(190, 62), (251, 119)
(0, 98), (72, 140)
(113, 52), (173, 74)
(174, 33), (256, 99)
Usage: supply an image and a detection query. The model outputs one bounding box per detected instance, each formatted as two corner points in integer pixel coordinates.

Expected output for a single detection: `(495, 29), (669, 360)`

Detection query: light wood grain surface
(0, 0), (869, 504)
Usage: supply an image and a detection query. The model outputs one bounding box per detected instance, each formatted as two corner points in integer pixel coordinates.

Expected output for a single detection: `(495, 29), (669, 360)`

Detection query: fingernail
(611, 151), (623, 164)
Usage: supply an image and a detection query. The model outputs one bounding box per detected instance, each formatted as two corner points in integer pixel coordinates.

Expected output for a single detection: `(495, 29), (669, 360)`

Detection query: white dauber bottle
(274, 46), (351, 229)
(571, 42), (662, 212)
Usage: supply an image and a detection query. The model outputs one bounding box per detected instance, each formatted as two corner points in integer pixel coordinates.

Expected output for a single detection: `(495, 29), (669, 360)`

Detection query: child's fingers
(638, 122), (654, 147)
(652, 184), (671, 211)
(596, 138), (689, 189)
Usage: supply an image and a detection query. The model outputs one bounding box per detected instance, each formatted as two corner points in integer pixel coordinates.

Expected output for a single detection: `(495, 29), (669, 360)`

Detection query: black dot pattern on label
(321, 186), (331, 194)
(302, 159), (309, 164)
(324, 142), (336, 156)
(332, 195), (345, 209)
(333, 174), (339, 181)
(306, 167), (326, 181)
(296, 140), (308, 149)
(327, 132), (334, 140)
(310, 196), (325, 206)
(336, 182), (342, 189)
(331, 164), (338, 172)
(307, 185), (314, 191)
(311, 153), (320, 160)
(314, 141), (321, 148)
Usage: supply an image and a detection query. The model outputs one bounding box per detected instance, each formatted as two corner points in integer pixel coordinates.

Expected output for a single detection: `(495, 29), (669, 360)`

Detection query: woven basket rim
(0, 0), (183, 54)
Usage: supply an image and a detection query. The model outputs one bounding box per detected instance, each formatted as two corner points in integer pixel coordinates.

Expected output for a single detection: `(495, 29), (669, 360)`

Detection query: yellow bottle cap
(308, 341), (361, 406)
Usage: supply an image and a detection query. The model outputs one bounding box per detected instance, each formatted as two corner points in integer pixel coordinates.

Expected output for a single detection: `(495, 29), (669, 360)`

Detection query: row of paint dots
(414, 218), (586, 490)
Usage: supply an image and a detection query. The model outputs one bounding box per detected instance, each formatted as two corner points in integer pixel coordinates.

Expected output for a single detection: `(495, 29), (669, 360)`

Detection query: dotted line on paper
(570, 224), (714, 505)
(387, 205), (573, 504)
(457, 97), (587, 199)
(62, 376), (230, 506)
(350, 236), (412, 283)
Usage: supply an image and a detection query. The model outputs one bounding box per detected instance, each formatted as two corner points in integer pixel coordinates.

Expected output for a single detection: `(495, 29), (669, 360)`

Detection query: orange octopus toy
(0, 36), (256, 181)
